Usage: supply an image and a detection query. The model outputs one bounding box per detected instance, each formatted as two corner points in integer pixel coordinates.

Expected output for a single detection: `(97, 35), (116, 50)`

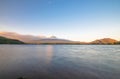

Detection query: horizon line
(0, 31), (119, 42)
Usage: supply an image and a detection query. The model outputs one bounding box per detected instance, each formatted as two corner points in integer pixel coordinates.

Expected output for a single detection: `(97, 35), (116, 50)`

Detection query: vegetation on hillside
(114, 41), (120, 45)
(0, 36), (24, 44)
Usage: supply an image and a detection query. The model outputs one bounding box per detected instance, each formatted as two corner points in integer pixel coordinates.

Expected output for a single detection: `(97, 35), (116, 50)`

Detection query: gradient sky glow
(0, 0), (120, 41)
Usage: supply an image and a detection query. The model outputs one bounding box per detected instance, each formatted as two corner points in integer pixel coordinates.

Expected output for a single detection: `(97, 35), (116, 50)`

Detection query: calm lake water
(0, 45), (120, 79)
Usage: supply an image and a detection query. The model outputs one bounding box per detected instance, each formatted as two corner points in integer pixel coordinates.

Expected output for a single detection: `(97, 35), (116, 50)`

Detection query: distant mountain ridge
(0, 32), (119, 44)
(0, 32), (73, 44)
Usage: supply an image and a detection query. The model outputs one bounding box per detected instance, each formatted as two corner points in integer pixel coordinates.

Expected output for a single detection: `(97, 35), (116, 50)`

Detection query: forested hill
(0, 36), (24, 44)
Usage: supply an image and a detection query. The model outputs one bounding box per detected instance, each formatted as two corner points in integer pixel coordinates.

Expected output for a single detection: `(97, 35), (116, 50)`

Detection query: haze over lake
(0, 45), (120, 79)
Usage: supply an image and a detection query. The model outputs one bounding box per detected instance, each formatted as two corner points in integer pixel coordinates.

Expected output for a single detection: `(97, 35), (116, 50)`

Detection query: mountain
(0, 32), (119, 44)
(90, 38), (118, 44)
(0, 36), (24, 44)
(0, 32), (44, 43)
(0, 32), (73, 44)
(30, 39), (74, 44)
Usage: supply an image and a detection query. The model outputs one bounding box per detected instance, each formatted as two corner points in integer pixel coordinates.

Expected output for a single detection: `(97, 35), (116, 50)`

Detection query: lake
(0, 45), (120, 79)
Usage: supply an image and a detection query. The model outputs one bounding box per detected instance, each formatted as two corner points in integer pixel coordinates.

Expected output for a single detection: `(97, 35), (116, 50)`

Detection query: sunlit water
(0, 45), (120, 79)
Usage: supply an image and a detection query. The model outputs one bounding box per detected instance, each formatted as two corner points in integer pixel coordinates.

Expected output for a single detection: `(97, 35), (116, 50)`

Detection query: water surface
(0, 45), (120, 79)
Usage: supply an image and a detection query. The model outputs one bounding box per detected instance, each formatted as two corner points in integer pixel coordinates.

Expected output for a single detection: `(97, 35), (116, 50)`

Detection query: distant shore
(0, 36), (120, 45)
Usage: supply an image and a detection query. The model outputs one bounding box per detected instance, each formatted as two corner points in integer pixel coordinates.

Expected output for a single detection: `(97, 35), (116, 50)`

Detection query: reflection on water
(42, 45), (53, 64)
(0, 45), (120, 79)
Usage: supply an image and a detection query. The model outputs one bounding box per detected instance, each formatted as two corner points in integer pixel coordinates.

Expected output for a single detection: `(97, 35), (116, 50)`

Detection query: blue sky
(0, 0), (120, 41)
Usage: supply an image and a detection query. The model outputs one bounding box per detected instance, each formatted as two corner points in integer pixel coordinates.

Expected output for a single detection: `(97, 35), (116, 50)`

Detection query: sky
(0, 0), (120, 42)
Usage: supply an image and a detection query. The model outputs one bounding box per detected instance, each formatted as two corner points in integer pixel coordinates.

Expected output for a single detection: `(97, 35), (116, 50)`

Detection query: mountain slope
(0, 36), (24, 44)
(0, 32), (73, 44)
(0, 32), (119, 44)
(0, 32), (42, 43)
(30, 38), (73, 44)
(90, 38), (117, 44)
